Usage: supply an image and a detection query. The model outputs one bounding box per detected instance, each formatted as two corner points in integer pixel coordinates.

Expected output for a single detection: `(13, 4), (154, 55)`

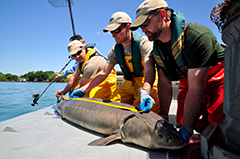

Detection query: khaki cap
(130, 0), (168, 30)
(103, 11), (132, 32)
(67, 40), (83, 57)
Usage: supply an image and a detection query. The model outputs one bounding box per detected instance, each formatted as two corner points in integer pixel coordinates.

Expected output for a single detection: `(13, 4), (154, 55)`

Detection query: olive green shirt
(155, 23), (224, 70)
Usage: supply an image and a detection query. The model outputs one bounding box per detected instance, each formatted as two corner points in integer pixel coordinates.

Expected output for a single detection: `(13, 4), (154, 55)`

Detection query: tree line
(0, 71), (67, 82)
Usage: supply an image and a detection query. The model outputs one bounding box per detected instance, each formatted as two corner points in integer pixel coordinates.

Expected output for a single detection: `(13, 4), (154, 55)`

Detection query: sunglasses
(111, 23), (127, 34)
(71, 50), (82, 58)
(140, 10), (160, 29)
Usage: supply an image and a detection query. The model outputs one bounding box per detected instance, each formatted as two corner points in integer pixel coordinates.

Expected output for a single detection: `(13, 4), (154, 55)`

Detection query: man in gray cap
(71, 11), (160, 114)
(54, 34), (102, 93)
(131, 0), (225, 142)
(55, 40), (117, 100)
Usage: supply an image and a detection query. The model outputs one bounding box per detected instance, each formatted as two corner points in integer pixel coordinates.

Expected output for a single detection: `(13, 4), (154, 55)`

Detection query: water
(0, 82), (66, 122)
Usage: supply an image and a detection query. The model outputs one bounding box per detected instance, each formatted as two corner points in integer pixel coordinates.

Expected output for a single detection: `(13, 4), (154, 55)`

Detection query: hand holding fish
(179, 124), (193, 141)
(70, 88), (85, 98)
(138, 88), (155, 113)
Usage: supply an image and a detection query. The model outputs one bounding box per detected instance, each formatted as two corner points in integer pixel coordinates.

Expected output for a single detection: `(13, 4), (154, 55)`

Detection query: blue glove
(138, 88), (155, 113)
(70, 88), (86, 98)
(179, 125), (193, 141)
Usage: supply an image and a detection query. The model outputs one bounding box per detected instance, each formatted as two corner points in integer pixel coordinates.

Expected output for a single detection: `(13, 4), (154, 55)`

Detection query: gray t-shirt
(78, 55), (107, 79)
(107, 36), (153, 65)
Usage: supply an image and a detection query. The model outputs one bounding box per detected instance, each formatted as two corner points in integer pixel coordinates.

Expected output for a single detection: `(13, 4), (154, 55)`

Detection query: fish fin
(88, 133), (121, 146)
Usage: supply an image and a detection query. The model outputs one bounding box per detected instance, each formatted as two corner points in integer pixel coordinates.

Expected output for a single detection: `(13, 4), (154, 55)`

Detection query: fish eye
(155, 120), (163, 130)
(158, 133), (164, 138)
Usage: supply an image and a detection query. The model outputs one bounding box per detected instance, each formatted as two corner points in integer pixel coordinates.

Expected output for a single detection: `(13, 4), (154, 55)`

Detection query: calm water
(0, 82), (66, 122)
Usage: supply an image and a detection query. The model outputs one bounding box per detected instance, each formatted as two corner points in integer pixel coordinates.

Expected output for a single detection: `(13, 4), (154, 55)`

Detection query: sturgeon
(56, 97), (187, 149)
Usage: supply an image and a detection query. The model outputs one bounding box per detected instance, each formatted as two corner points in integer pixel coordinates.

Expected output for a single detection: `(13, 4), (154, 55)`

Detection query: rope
(57, 95), (143, 113)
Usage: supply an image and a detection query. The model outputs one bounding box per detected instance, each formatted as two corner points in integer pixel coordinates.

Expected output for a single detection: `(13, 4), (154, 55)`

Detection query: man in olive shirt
(131, 0), (225, 141)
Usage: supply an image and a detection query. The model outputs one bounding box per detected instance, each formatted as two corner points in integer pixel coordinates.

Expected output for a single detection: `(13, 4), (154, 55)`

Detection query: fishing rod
(32, 0), (77, 106)
(31, 58), (73, 106)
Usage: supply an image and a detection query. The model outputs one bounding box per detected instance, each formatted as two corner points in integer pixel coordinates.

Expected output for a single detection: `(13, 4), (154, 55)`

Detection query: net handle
(67, 0), (75, 36)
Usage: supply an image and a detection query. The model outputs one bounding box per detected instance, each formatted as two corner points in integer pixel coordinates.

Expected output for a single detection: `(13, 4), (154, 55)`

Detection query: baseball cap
(130, 0), (168, 30)
(67, 40), (83, 57)
(103, 11), (132, 32)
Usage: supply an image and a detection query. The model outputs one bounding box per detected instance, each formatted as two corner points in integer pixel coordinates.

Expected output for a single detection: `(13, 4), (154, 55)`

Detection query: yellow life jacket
(115, 31), (144, 81)
(153, 11), (188, 81)
(79, 48), (101, 73)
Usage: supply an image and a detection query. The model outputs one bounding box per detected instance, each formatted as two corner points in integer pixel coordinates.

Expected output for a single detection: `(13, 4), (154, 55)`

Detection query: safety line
(57, 95), (142, 113)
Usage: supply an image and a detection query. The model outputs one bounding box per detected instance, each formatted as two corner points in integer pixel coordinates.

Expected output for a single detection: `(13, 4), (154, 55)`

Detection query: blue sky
(0, 0), (224, 76)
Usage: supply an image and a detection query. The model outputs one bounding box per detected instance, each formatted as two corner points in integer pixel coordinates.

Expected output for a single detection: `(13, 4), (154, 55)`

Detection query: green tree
(12, 75), (19, 81)
(5, 73), (19, 81)
(48, 72), (67, 82)
(45, 71), (55, 75)
(19, 70), (68, 82)
(21, 73), (30, 80)
(27, 71), (35, 81)
(35, 71), (49, 81)
(5, 73), (12, 80)
(0, 72), (6, 81)
(20, 74), (26, 78)
(48, 72), (56, 81)
(45, 71), (55, 81)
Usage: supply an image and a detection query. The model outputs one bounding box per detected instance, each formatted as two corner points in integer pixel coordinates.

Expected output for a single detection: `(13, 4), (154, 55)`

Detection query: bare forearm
(142, 73), (155, 92)
(183, 89), (205, 128)
(62, 70), (80, 95)
(62, 78), (75, 94)
(55, 73), (64, 80)
(74, 85), (81, 91)
(183, 67), (209, 128)
(73, 77), (91, 91)
(158, 79), (172, 116)
(83, 63), (114, 93)
(143, 65), (155, 91)
(143, 56), (155, 92)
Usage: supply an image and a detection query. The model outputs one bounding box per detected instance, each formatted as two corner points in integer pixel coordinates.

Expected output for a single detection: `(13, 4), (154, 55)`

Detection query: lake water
(0, 82), (66, 122)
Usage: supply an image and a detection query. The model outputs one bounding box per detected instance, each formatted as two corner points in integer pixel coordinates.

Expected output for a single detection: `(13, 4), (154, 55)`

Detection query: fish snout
(153, 120), (187, 149)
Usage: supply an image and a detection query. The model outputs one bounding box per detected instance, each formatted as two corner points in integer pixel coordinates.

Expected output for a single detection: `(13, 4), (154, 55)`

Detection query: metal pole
(31, 58), (74, 106)
(68, 0), (75, 36)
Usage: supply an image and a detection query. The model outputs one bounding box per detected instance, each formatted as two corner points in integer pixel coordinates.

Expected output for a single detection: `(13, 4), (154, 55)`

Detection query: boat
(0, 99), (180, 159)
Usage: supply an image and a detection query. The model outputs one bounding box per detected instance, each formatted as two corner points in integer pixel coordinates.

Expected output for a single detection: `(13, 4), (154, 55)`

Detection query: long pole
(31, 58), (73, 106)
(68, 0), (75, 36)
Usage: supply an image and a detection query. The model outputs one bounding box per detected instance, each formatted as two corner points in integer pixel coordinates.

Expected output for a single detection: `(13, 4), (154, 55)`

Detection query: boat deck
(0, 101), (179, 159)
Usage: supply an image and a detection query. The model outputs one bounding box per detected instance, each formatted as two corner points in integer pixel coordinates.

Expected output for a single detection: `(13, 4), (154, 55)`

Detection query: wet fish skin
(120, 111), (186, 149)
(56, 98), (187, 149)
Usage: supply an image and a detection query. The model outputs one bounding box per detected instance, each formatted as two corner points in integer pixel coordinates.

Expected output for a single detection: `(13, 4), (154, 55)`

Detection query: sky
(0, 0), (224, 76)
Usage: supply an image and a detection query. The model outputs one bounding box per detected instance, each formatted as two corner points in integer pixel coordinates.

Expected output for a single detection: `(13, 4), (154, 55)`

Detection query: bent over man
(131, 0), (225, 141)
(55, 35), (102, 94)
(55, 40), (117, 100)
(71, 11), (160, 113)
